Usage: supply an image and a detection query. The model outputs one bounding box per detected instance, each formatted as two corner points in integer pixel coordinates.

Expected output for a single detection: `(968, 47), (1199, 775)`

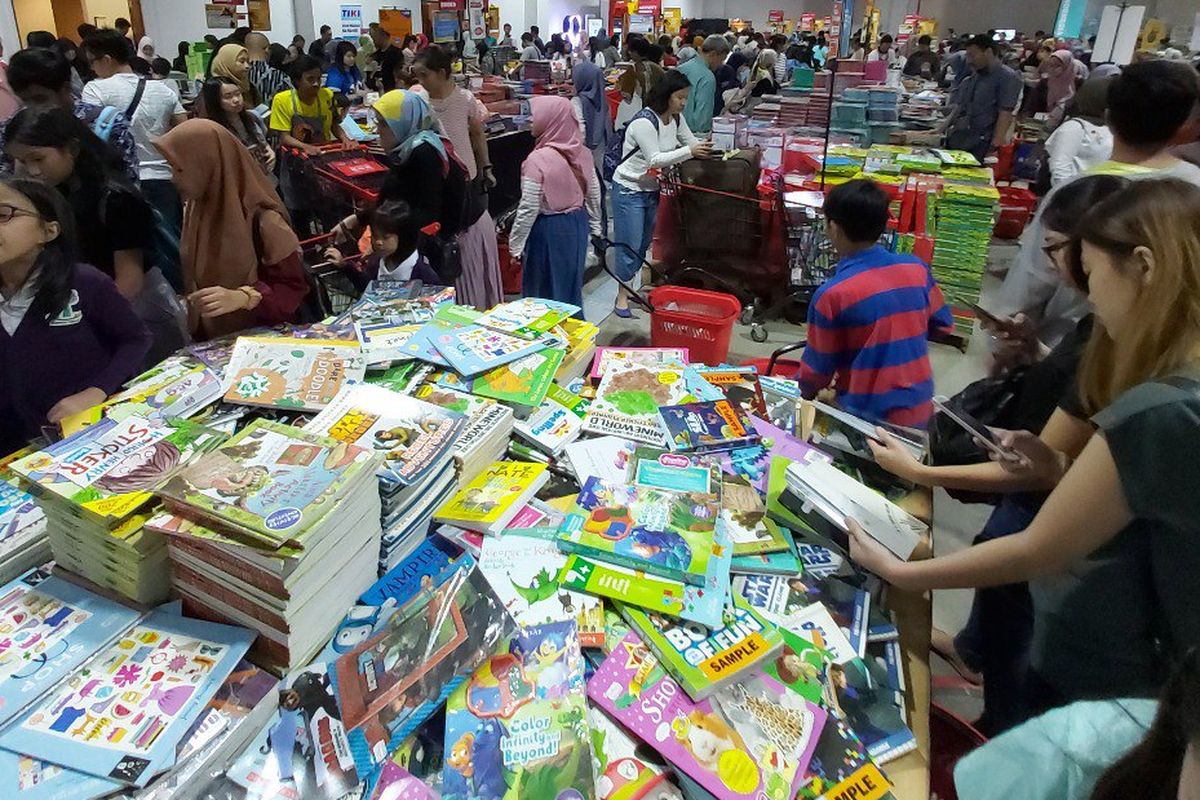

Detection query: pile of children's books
(0, 284), (931, 800)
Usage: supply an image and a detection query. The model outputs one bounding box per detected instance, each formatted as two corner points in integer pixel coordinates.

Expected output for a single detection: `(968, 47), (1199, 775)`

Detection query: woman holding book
(850, 178), (1200, 727)
(508, 96), (601, 308)
(0, 178), (150, 453)
(154, 119), (308, 340)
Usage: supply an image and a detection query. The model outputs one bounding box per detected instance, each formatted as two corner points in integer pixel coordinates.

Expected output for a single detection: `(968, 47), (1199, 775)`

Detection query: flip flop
(931, 628), (983, 686)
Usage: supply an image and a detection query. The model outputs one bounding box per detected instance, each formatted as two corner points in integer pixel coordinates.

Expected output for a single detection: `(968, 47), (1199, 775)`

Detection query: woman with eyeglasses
(0, 178), (150, 454)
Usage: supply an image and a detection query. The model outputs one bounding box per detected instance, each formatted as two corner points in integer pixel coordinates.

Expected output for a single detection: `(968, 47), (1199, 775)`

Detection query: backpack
(91, 106), (121, 143)
(602, 107), (661, 181)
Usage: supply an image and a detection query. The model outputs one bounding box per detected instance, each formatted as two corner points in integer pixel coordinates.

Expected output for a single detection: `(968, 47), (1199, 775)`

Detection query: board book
(306, 384), (466, 490)
(221, 336), (366, 411)
(474, 297), (580, 340)
(588, 631), (771, 800)
(478, 532), (604, 647)
(441, 620), (593, 800)
(617, 594), (784, 701)
(558, 477), (720, 586)
(433, 461), (549, 535)
(659, 399), (759, 453)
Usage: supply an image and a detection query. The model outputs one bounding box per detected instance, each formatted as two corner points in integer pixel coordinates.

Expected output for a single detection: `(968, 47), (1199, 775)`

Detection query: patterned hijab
(373, 89), (448, 168)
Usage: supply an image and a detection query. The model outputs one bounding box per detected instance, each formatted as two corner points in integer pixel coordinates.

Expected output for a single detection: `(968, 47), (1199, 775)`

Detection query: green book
(763, 625), (835, 706)
(556, 477), (719, 586)
(472, 347), (566, 407)
(616, 593), (784, 701)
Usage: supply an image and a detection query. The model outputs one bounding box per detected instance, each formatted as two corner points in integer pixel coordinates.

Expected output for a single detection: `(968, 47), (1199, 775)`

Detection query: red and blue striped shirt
(798, 245), (953, 428)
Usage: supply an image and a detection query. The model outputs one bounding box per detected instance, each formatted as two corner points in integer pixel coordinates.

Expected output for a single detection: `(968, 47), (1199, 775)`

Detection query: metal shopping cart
(281, 143), (390, 234)
(298, 232), (366, 317)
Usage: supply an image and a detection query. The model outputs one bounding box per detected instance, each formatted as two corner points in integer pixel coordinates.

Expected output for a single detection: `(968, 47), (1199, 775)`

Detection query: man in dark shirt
(371, 25), (404, 92)
(308, 25), (334, 65)
(530, 25), (546, 56)
(944, 34), (1021, 160)
(902, 35), (941, 79)
(114, 17), (137, 60)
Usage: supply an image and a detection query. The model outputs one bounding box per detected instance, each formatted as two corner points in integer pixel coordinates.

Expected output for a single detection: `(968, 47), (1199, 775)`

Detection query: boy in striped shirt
(798, 180), (953, 427)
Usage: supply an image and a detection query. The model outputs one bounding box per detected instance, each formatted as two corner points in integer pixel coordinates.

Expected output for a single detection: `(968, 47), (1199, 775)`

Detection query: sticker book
(441, 620), (593, 800)
(221, 337), (366, 411)
(558, 477), (721, 586)
(431, 324), (549, 378)
(474, 297), (580, 340)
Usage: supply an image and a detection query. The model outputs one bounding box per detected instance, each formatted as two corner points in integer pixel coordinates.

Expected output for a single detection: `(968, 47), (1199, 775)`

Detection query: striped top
(248, 60), (292, 108)
(798, 245), (953, 427)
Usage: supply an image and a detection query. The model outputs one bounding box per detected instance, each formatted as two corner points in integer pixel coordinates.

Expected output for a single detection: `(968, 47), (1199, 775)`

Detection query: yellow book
(433, 461), (549, 534)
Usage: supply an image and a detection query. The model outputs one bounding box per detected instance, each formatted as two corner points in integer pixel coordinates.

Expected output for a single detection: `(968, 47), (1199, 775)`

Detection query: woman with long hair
(0, 178), (149, 452)
(853, 178), (1200, 724)
(209, 43), (258, 107)
(326, 40), (365, 99)
(154, 120), (308, 340)
(197, 77), (275, 176)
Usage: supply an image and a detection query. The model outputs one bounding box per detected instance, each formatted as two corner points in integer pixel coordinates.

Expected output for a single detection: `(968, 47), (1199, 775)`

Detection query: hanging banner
(768, 10), (784, 23)
(800, 12), (815, 31)
(663, 7), (682, 34)
(1054, 0), (1088, 38)
(468, 0), (486, 39)
(340, 4), (363, 40)
(246, 0), (272, 30)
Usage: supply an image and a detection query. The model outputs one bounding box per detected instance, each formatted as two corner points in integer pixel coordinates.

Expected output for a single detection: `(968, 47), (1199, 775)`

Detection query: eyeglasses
(1041, 239), (1071, 260)
(0, 204), (39, 224)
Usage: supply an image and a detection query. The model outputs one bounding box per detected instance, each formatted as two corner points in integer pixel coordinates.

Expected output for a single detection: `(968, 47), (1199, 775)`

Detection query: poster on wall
(247, 0), (272, 29)
(768, 10), (784, 23)
(468, 0), (486, 39)
(432, 10), (460, 42)
(800, 12), (815, 31)
(341, 4), (364, 39)
(205, 3), (238, 28)
(628, 13), (654, 33)
(379, 8), (413, 39)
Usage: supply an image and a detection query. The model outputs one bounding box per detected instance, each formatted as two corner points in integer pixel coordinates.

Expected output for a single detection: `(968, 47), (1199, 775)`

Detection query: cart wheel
(751, 324), (769, 343)
(739, 307), (756, 326)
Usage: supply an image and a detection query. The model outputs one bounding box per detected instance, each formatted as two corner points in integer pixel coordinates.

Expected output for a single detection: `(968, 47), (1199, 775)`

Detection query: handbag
(421, 232), (464, 284)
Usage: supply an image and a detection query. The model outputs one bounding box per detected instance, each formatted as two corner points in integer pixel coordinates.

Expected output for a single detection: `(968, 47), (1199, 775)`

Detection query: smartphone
(932, 395), (1015, 459)
(968, 302), (1005, 327)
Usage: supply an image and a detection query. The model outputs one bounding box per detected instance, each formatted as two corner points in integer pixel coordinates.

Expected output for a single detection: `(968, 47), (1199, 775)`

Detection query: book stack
(9, 416), (226, 604)
(415, 386), (515, 484)
(0, 451), (49, 584)
(931, 182), (1000, 339)
(434, 460), (549, 536)
(155, 419), (383, 671)
(306, 384), (466, 570)
(555, 316), (599, 383)
(221, 335), (367, 411)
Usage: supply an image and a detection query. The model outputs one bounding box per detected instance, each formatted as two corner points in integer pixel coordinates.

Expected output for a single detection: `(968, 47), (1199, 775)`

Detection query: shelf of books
(0, 283), (937, 799)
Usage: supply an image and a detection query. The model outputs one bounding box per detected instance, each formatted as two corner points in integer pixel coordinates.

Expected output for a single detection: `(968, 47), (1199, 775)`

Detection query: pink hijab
(1046, 50), (1077, 111)
(523, 96), (592, 213)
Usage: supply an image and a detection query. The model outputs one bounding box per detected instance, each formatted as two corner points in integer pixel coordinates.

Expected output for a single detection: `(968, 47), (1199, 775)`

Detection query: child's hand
(47, 387), (107, 424)
(323, 246), (345, 264)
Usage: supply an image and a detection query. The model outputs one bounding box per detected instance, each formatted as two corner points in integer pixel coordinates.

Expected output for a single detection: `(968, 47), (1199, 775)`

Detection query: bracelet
(239, 286), (263, 310)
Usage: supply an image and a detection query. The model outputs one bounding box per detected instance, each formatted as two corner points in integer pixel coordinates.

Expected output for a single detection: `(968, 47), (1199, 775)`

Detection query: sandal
(931, 627), (983, 686)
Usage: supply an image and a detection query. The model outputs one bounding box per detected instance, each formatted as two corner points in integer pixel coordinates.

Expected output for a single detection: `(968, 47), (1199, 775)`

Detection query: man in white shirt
(82, 29), (187, 242)
(519, 33), (541, 62)
(866, 34), (905, 70)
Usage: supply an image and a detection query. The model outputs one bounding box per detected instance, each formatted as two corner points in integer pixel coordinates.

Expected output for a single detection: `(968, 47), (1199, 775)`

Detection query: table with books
(0, 281), (944, 800)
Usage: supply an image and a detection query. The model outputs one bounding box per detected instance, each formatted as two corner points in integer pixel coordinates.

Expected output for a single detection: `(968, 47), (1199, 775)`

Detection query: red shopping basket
(994, 185), (1037, 240)
(647, 286), (741, 366)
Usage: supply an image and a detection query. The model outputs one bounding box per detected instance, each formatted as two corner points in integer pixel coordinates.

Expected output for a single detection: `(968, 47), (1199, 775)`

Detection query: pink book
(588, 633), (769, 800)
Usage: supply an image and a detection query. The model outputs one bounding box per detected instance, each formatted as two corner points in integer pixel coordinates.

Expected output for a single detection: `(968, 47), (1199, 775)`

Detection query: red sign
(636, 0), (661, 15)
(800, 12), (815, 31)
(768, 9), (784, 22)
(438, 0), (464, 9)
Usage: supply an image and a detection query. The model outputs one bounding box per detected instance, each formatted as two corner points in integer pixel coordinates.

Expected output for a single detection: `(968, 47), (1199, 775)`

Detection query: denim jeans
(610, 183), (659, 282)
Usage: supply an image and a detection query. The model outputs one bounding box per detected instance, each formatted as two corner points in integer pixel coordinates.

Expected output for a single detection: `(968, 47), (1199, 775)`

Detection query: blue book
(658, 398), (759, 453)
(0, 610), (253, 786)
(431, 324), (549, 377)
(0, 569), (141, 731)
(730, 527), (801, 575)
(0, 750), (118, 800)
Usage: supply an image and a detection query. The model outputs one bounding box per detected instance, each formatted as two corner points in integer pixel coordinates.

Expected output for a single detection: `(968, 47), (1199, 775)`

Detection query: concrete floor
(583, 240), (1024, 725)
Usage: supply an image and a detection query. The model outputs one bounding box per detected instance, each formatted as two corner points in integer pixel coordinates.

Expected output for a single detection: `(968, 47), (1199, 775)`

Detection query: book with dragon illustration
(735, 574), (870, 659)
(478, 532), (603, 647)
(11, 416), (227, 525)
(306, 384), (466, 490)
(512, 383), (589, 456)
(556, 507), (732, 629)
(694, 367), (769, 419)
(663, 402), (746, 460)
(441, 620), (593, 800)
(558, 477), (721, 586)
(588, 347), (689, 381)
(588, 631), (769, 800)
(617, 594), (784, 701)
(709, 671), (828, 800)
(583, 362), (723, 446)
(473, 348), (565, 409)
(221, 337), (366, 411)
(474, 297), (580, 340)
(156, 419), (376, 547)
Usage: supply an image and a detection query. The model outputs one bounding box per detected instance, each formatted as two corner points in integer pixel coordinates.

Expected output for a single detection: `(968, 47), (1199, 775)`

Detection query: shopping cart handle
(421, 222), (442, 236)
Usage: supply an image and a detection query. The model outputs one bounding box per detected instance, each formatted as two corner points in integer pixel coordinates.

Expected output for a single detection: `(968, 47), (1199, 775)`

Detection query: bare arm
(993, 109), (1015, 148)
(468, 113), (491, 177)
(112, 250), (145, 300)
(855, 433), (1132, 590)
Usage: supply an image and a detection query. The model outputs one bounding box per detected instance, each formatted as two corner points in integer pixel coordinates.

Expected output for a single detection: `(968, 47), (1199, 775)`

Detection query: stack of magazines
(154, 419), (383, 671)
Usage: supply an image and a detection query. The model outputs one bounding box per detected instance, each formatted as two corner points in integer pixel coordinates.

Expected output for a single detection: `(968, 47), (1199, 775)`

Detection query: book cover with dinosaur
(478, 532), (603, 648)
(442, 621), (593, 800)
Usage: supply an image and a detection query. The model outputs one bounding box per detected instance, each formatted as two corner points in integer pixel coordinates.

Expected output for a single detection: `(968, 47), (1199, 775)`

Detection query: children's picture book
(226, 663), (362, 800)
(355, 321), (422, 365)
(764, 627), (834, 706)
(557, 504), (732, 629)
(60, 363), (223, 437)
(584, 362), (716, 446)
(694, 367), (768, 418)
(589, 632), (768, 800)
(367, 361), (435, 395)
(369, 760), (439, 800)
(0, 478), (44, 544)
(721, 473), (789, 556)
(0, 749), (119, 800)
(512, 383), (589, 456)
(589, 704), (684, 800)
(11, 416), (226, 524)
(472, 348), (565, 408)
(795, 715), (891, 800)
(432, 323), (549, 378)
(757, 376), (800, 433)
(796, 541), (846, 579)
(782, 605), (858, 666)
(629, 448), (722, 497)
(306, 384), (466, 489)
(433, 462), (549, 535)
(823, 656), (916, 764)
(221, 337), (366, 411)
(735, 574), (869, 658)
(478, 532), (604, 647)
(474, 297), (580, 340)
(589, 347), (689, 381)
(0, 569), (142, 730)
(563, 436), (637, 486)
(441, 620), (593, 800)
(157, 419), (375, 546)
(717, 418), (832, 496)
(412, 384), (495, 419)
(0, 610), (253, 786)
(329, 566), (514, 778)
(729, 528), (801, 577)
(558, 477), (720, 586)
(807, 400), (925, 464)
(709, 671), (828, 800)
(618, 595), (784, 701)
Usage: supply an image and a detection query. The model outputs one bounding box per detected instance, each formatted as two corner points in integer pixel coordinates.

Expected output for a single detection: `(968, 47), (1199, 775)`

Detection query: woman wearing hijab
(1044, 77), (1114, 186)
(715, 50), (747, 115)
(154, 119), (308, 340)
(138, 37), (156, 62)
(1045, 50), (1078, 121)
(210, 43), (258, 107)
(508, 96), (601, 307)
(173, 41), (189, 73)
(725, 49), (777, 113)
(572, 59), (614, 171)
